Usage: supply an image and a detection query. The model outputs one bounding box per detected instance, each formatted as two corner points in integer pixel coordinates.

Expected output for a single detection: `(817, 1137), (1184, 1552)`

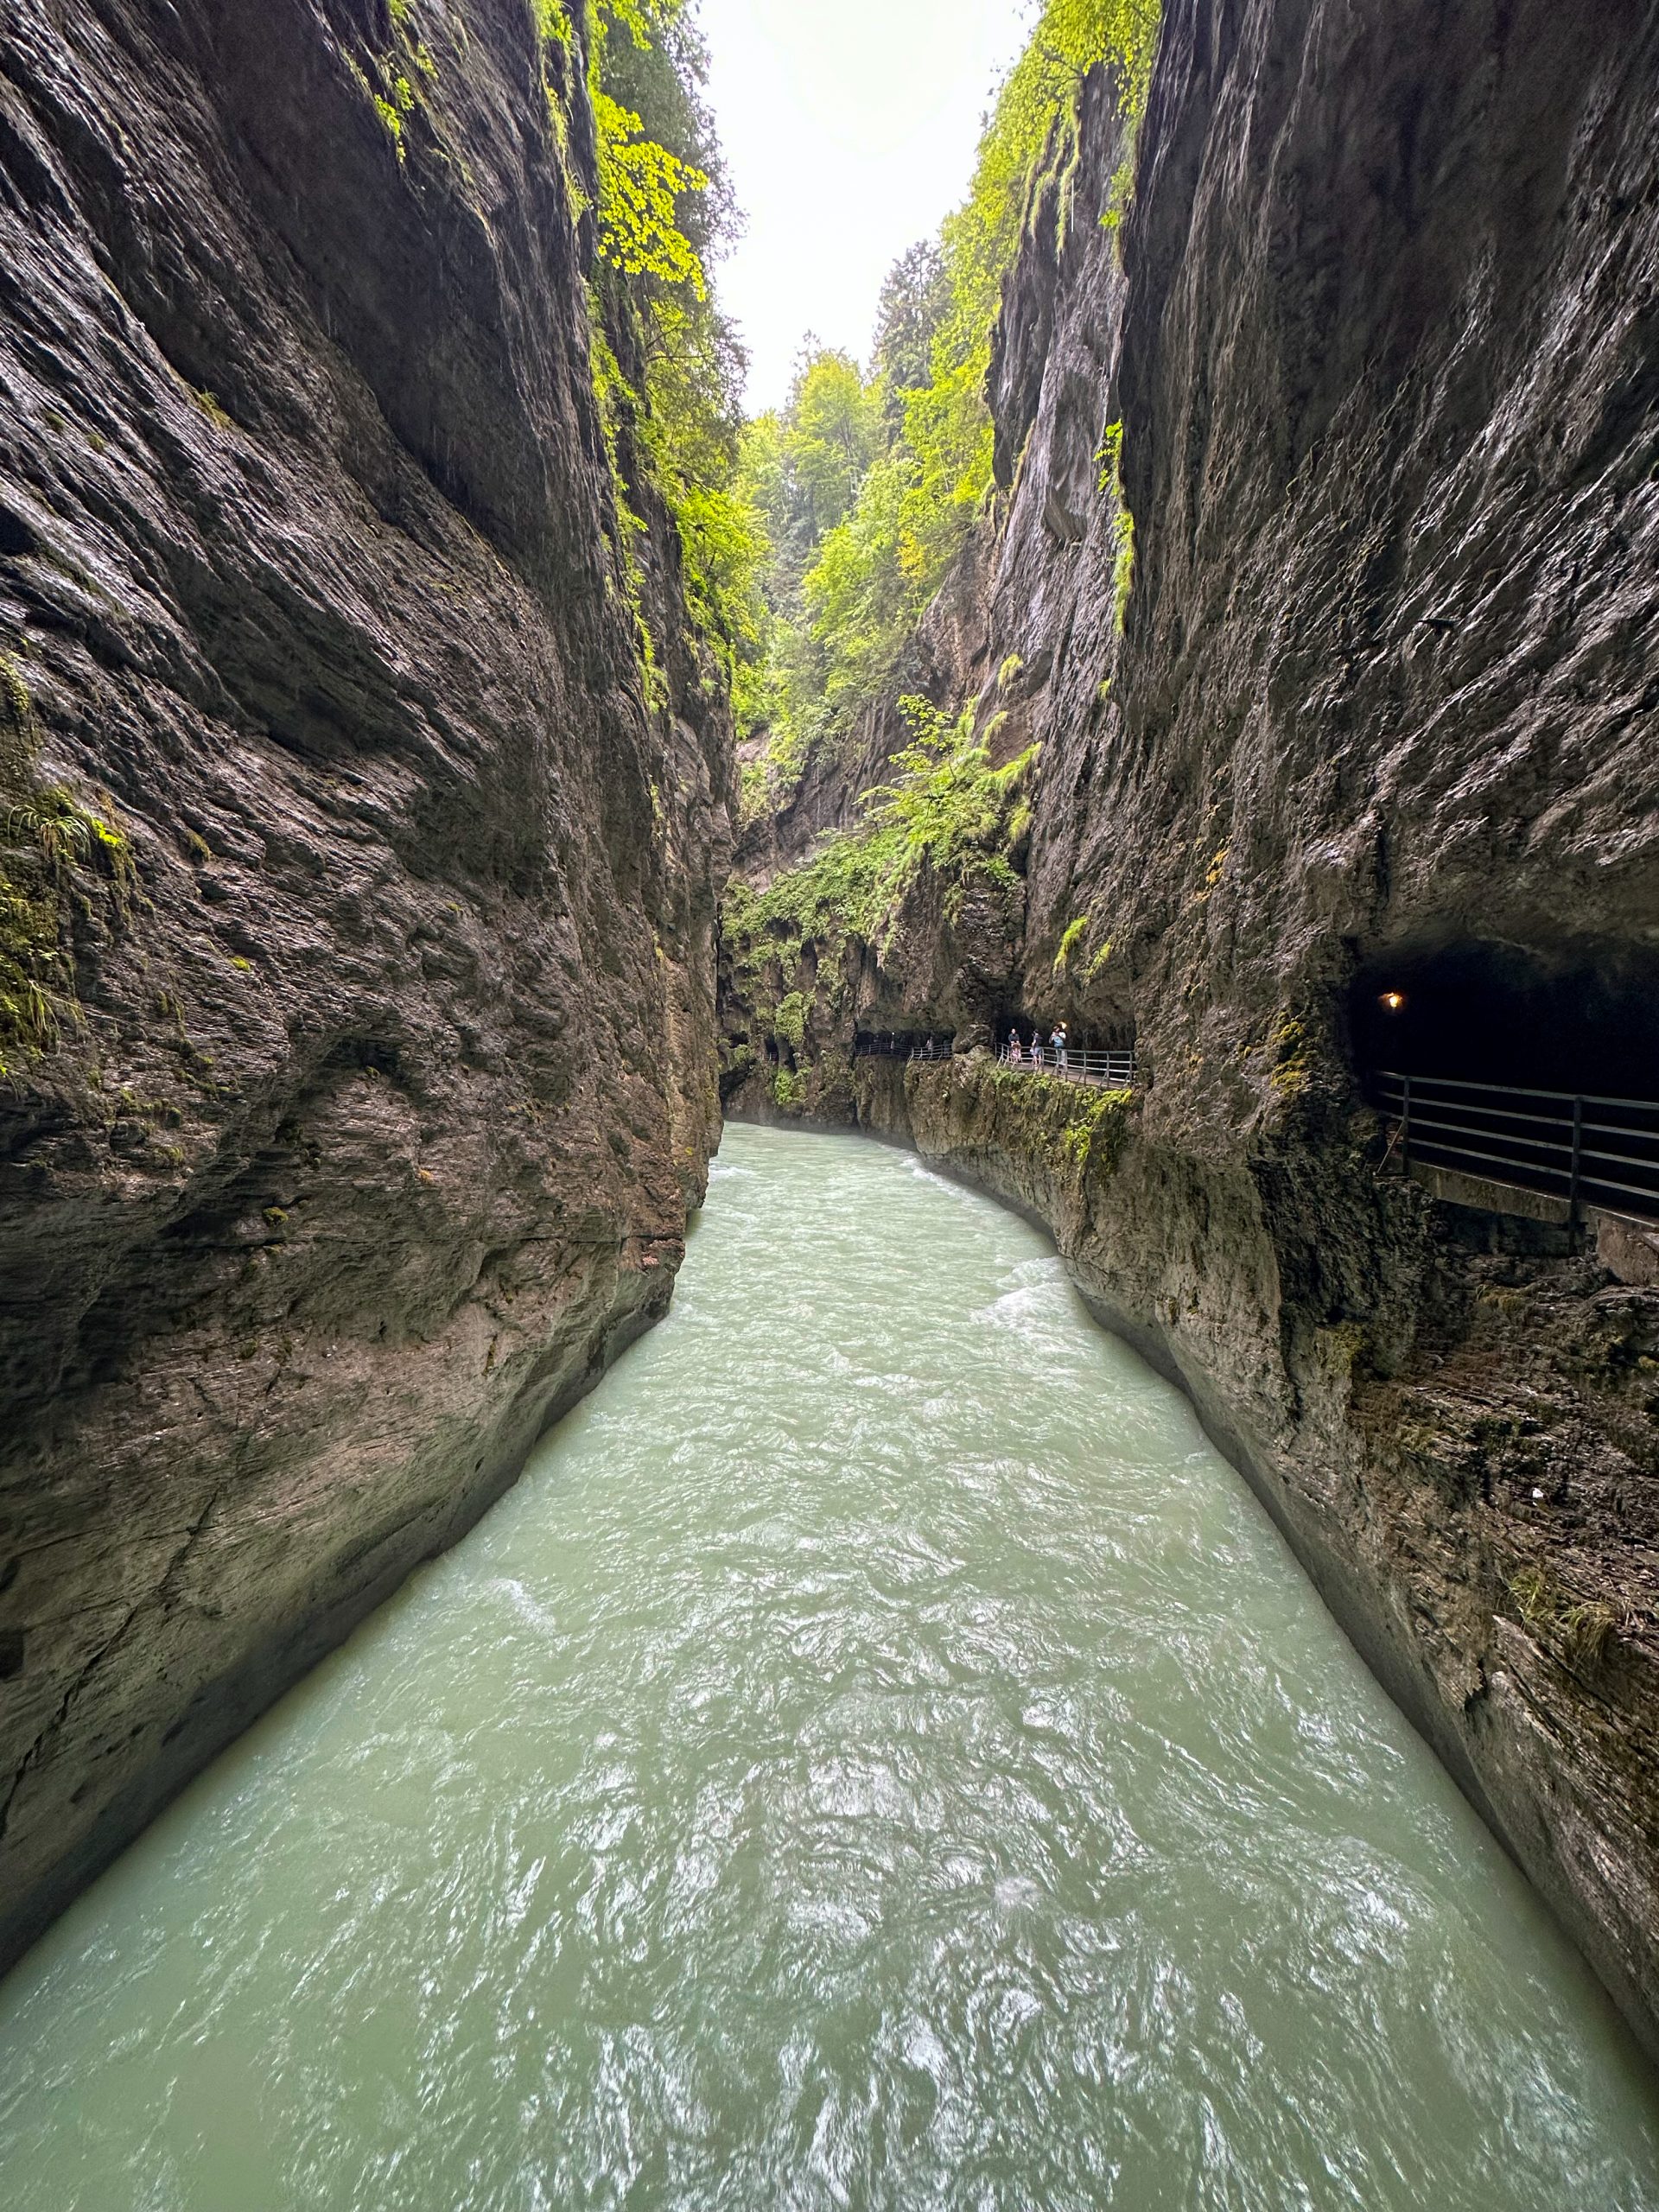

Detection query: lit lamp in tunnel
(1378, 990), (1408, 1014)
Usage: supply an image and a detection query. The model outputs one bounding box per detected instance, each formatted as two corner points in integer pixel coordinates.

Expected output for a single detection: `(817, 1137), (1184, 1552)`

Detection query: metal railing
(997, 1044), (1137, 1090)
(850, 1034), (1139, 1090)
(855, 1033), (953, 1060)
(1376, 1069), (1659, 1226)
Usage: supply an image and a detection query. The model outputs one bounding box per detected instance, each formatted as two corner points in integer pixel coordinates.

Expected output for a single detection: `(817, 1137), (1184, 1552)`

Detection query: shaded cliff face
(1035, 0), (1659, 1047)
(0, 0), (730, 1970)
(1026, 0), (1659, 2052)
(721, 7), (1659, 2055)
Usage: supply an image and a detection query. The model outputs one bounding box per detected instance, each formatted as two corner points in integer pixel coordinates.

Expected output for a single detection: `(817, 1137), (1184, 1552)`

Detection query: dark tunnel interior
(1349, 935), (1659, 1100)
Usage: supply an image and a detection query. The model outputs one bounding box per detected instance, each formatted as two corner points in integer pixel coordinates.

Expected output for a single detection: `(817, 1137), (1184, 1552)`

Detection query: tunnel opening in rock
(1350, 936), (1659, 1100)
(1352, 936), (1659, 1224)
(851, 1029), (957, 1060)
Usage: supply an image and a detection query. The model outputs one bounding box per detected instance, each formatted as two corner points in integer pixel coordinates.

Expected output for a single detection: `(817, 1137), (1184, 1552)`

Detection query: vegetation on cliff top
(536, 0), (1160, 771)
(539, 1), (766, 709)
(735, 0), (1160, 804)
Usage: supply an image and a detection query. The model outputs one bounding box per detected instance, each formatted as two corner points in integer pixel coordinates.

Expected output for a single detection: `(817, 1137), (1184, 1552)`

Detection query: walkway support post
(1569, 1094), (1584, 1240)
(1401, 1075), (1411, 1175)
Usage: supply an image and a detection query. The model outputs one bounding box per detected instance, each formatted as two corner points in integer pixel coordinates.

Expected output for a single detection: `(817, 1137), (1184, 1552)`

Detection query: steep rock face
(722, 5), (1659, 2053)
(0, 0), (730, 1972)
(1022, 0), (1659, 2054)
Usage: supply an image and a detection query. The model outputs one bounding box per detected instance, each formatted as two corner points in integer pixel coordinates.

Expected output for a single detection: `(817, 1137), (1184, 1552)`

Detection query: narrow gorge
(1, 0), (1656, 2193)
(721, 0), (1659, 2070)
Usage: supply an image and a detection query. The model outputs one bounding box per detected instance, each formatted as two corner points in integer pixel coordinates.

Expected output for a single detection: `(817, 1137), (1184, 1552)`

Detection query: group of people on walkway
(1008, 1023), (1069, 1072)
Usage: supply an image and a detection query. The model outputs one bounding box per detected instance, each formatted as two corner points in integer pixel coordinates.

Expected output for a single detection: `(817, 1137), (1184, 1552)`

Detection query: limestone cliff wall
(0, 0), (731, 1971)
(723, 3), (1659, 2055)
(1030, 0), (1659, 2056)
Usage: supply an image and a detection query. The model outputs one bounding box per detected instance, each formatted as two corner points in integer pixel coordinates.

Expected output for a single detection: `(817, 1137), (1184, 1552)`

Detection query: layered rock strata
(0, 0), (730, 1972)
(723, 3), (1659, 2055)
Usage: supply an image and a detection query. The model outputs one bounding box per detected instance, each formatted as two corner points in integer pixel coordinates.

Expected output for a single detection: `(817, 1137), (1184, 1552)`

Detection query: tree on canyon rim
(729, 0), (1161, 800)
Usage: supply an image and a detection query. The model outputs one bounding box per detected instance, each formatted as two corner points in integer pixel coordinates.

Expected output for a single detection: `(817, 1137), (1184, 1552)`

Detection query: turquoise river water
(1, 1123), (1656, 2209)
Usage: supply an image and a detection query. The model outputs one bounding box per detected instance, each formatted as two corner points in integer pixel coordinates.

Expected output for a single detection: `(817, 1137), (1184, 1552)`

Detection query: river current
(1, 1123), (1655, 2209)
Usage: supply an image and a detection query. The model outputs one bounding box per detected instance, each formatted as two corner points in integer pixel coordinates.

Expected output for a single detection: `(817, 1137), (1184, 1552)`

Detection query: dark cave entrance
(1349, 937), (1659, 1097)
(1350, 935), (1659, 1224)
(853, 1030), (956, 1059)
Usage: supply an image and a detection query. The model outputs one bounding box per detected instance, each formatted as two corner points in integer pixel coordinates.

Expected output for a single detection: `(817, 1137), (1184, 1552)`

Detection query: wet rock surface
(723, 3), (1659, 2053)
(0, 0), (730, 1970)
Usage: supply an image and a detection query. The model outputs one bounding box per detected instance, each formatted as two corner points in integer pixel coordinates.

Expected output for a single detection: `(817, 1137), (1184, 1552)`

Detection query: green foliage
(1510, 1567), (1620, 1669)
(1053, 916), (1088, 974)
(873, 243), (950, 423)
(1113, 505), (1135, 628)
(588, 321), (665, 700)
(785, 351), (885, 545)
(1096, 418), (1123, 493)
(594, 87), (709, 290)
(5, 789), (133, 893)
(1060, 1083), (1134, 1173)
(592, 1), (737, 275)
(0, 654), (29, 732)
(543, 3), (769, 715)
(773, 990), (809, 1053)
(860, 696), (1033, 904)
(0, 783), (134, 1077)
(739, 2), (1161, 794)
(724, 703), (1043, 1122)
(728, 346), (893, 766)
(351, 1), (436, 162)
(1267, 1013), (1313, 1098)
(803, 450), (914, 728)
(0, 863), (54, 1035)
(905, 0), (1159, 574)
(722, 829), (893, 968)
(0, 655), (37, 823)
(724, 700), (1036, 1080)
(639, 302), (766, 684)
(0, 655), (144, 1078)
(373, 79), (415, 159)
(1096, 418), (1135, 626)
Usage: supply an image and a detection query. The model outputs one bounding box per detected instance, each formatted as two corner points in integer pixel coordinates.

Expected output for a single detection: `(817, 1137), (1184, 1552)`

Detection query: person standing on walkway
(1031, 1029), (1045, 1070)
(1052, 1023), (1069, 1074)
(1008, 1025), (1022, 1065)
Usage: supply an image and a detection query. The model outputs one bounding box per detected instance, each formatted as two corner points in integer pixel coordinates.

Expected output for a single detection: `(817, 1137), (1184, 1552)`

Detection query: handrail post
(1401, 1074), (1411, 1175)
(1569, 1094), (1584, 1239)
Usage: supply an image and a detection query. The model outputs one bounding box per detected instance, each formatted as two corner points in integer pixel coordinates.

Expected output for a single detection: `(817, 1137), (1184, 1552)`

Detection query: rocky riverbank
(812, 1054), (1659, 2063)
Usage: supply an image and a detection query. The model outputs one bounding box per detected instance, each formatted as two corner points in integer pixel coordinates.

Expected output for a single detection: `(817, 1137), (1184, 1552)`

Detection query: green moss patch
(0, 654), (137, 1078)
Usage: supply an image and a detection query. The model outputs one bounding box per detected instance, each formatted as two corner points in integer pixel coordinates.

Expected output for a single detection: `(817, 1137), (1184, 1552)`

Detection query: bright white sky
(696, 0), (1032, 414)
